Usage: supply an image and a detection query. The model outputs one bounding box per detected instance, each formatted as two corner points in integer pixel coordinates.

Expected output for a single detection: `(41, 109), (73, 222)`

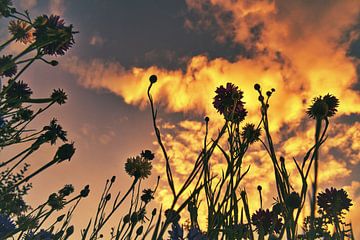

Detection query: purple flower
(213, 83), (247, 123)
(317, 187), (352, 219)
(0, 214), (16, 237)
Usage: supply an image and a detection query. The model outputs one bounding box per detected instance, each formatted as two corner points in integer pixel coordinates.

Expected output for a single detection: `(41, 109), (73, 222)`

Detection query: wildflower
(0, 214), (16, 237)
(252, 209), (282, 235)
(141, 188), (154, 204)
(168, 222), (183, 240)
(187, 227), (207, 240)
(165, 209), (180, 224)
(213, 83), (247, 123)
(0, 55), (17, 77)
(241, 123), (261, 144)
(285, 191), (301, 209)
(14, 108), (33, 121)
(5, 80), (32, 101)
(33, 15), (76, 55)
(43, 119), (68, 144)
(80, 185), (90, 197)
(254, 83), (261, 91)
(317, 187), (352, 219)
(51, 89), (67, 105)
(0, 0), (13, 18)
(124, 156), (152, 179)
(8, 20), (33, 43)
(47, 193), (64, 210)
(56, 142), (75, 162)
(65, 226), (74, 238)
(58, 184), (74, 197)
(307, 94), (339, 119)
(141, 149), (155, 160)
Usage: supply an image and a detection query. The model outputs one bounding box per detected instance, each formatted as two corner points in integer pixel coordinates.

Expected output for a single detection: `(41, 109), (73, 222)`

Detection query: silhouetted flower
(252, 209), (282, 235)
(307, 94), (339, 119)
(317, 187), (352, 219)
(241, 123), (261, 144)
(165, 209), (180, 224)
(0, 214), (16, 237)
(80, 185), (90, 197)
(47, 193), (64, 210)
(136, 225), (143, 236)
(169, 222), (183, 240)
(5, 80), (32, 100)
(51, 89), (67, 105)
(33, 15), (76, 55)
(0, 55), (17, 77)
(213, 83), (247, 123)
(8, 20), (33, 43)
(56, 142), (75, 162)
(58, 184), (74, 197)
(140, 188), (154, 204)
(141, 149), (154, 160)
(0, 0), (13, 18)
(14, 108), (33, 121)
(43, 119), (68, 144)
(188, 227), (207, 240)
(285, 191), (301, 209)
(124, 156), (152, 179)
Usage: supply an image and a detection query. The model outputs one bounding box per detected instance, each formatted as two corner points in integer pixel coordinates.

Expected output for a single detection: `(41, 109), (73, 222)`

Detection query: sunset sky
(1, 0), (360, 238)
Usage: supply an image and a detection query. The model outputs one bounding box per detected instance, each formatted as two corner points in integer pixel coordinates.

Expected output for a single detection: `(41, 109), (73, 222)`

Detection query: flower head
(213, 83), (247, 123)
(307, 94), (339, 119)
(241, 123), (261, 144)
(124, 155), (152, 179)
(58, 184), (74, 197)
(252, 209), (282, 235)
(187, 227), (207, 240)
(141, 149), (154, 160)
(0, 55), (17, 77)
(140, 188), (154, 204)
(0, 214), (16, 237)
(43, 118), (68, 144)
(56, 142), (75, 162)
(285, 191), (301, 209)
(5, 80), (32, 100)
(317, 187), (352, 219)
(0, 0), (13, 18)
(8, 20), (33, 43)
(51, 89), (67, 105)
(33, 15), (76, 55)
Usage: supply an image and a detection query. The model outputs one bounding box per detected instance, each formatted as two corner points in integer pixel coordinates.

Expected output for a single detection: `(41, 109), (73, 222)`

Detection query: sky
(1, 0), (360, 238)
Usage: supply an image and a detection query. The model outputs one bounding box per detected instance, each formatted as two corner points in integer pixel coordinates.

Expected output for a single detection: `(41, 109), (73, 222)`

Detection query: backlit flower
(0, 55), (17, 77)
(241, 123), (261, 144)
(307, 94), (339, 119)
(317, 187), (352, 219)
(5, 80), (32, 100)
(141, 149), (154, 160)
(213, 83), (247, 123)
(8, 20), (33, 43)
(125, 156), (152, 179)
(0, 214), (16, 237)
(0, 0), (13, 18)
(252, 209), (282, 235)
(140, 188), (154, 204)
(33, 15), (76, 55)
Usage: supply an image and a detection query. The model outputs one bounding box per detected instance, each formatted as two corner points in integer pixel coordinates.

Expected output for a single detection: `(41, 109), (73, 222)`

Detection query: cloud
(62, 0), (360, 235)
(18, 0), (37, 10)
(48, 0), (65, 16)
(89, 35), (105, 46)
